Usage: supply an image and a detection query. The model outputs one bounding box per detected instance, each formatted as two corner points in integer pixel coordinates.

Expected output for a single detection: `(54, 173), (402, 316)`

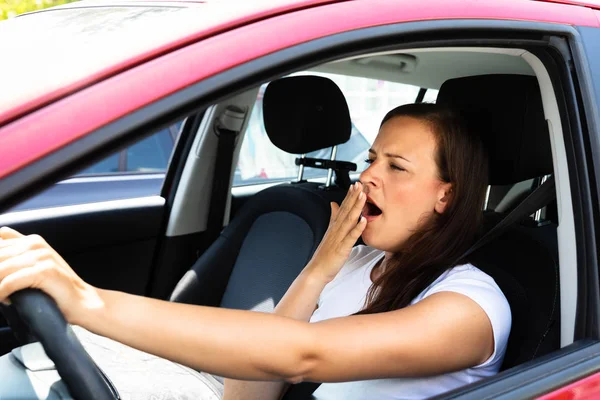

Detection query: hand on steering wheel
(0, 227), (116, 399)
(0, 227), (100, 324)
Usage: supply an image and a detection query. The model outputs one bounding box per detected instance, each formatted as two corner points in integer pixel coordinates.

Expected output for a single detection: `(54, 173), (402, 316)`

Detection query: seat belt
(283, 175), (556, 400)
(207, 106), (246, 242)
(458, 175), (555, 261)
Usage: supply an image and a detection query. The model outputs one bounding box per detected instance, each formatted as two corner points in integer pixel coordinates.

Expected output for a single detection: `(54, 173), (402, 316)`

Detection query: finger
(0, 234), (45, 253)
(0, 227), (25, 240)
(329, 202), (340, 223)
(348, 190), (367, 223)
(0, 238), (21, 249)
(341, 216), (367, 248)
(0, 249), (51, 281)
(336, 182), (363, 221)
(0, 261), (54, 302)
(339, 190), (367, 232)
(0, 241), (34, 262)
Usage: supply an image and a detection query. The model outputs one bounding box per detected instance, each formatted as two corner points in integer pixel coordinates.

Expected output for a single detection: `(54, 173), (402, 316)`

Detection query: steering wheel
(5, 289), (117, 400)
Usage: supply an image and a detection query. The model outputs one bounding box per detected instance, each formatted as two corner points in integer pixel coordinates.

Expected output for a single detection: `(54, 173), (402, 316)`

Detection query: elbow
(283, 328), (321, 384)
(284, 352), (319, 384)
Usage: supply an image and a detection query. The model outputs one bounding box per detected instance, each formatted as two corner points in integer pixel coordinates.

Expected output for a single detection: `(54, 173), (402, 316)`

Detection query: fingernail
(359, 192), (364, 199)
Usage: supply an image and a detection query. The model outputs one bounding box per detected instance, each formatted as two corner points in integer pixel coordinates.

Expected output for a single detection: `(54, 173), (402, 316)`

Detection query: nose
(359, 160), (381, 189)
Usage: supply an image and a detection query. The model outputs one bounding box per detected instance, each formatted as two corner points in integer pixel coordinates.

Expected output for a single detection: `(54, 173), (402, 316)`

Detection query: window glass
(76, 121), (182, 176)
(126, 130), (173, 172)
(78, 153), (120, 175)
(422, 88), (439, 103)
(10, 120), (185, 212)
(233, 72), (427, 186)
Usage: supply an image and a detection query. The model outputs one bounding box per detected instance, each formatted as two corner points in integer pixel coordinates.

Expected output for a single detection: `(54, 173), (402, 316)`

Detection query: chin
(361, 230), (381, 249)
(362, 227), (405, 253)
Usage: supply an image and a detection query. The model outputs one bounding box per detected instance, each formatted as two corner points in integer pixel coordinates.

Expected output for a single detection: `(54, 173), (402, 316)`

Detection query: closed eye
(390, 164), (406, 172)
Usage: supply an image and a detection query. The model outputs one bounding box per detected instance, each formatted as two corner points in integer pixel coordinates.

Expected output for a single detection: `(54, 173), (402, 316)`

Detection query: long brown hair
(358, 103), (489, 314)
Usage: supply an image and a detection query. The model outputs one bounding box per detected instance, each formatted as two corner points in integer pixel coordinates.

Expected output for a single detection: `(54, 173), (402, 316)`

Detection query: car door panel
(0, 197), (165, 355)
(0, 197), (164, 293)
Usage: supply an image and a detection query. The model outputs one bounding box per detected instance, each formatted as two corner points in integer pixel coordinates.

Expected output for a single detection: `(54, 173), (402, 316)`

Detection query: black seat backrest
(170, 76), (351, 311)
(438, 75), (559, 370)
(471, 215), (559, 369)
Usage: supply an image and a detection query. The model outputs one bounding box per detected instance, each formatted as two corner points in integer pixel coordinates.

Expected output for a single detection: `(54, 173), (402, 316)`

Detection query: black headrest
(437, 75), (553, 185)
(263, 76), (351, 154)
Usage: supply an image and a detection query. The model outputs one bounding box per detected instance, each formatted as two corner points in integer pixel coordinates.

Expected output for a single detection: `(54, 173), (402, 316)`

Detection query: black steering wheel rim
(6, 289), (116, 400)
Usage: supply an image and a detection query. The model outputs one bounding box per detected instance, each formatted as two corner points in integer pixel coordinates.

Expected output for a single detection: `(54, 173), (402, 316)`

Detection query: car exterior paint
(1, 0), (599, 180)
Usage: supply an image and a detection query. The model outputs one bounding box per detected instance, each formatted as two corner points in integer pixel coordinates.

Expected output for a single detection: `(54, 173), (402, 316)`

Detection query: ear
(434, 182), (453, 214)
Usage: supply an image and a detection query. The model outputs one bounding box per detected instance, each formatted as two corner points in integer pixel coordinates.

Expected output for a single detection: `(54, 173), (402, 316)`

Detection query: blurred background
(1, 0), (78, 20)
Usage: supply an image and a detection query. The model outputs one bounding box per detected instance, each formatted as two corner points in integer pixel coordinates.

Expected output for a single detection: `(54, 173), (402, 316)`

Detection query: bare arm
(224, 183), (367, 399)
(86, 288), (493, 383)
(0, 181), (494, 391)
(0, 230), (494, 385)
(222, 271), (327, 400)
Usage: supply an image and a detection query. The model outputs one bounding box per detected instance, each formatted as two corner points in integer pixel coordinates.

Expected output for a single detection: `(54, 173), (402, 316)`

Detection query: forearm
(78, 288), (316, 382)
(223, 266), (328, 399)
(274, 265), (329, 320)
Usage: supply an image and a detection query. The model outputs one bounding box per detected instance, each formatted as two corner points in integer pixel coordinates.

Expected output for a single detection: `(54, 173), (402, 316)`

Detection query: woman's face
(359, 116), (452, 252)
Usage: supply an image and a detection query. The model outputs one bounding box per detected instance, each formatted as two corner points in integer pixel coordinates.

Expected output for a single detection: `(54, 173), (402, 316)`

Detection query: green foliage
(0, 0), (79, 20)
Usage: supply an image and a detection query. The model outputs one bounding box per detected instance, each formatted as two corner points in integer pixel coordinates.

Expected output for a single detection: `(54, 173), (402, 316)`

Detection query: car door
(0, 118), (195, 355)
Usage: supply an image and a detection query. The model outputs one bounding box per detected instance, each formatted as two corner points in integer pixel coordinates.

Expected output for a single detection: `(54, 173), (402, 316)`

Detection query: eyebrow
(368, 149), (412, 163)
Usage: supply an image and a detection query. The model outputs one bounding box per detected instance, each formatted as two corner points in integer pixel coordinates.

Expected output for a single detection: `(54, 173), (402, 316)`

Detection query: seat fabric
(437, 74), (560, 372)
(170, 182), (344, 310)
(470, 213), (560, 370)
(171, 75), (351, 311)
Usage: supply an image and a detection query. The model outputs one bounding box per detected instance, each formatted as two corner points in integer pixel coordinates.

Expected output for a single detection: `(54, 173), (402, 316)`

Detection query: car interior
(0, 45), (579, 398)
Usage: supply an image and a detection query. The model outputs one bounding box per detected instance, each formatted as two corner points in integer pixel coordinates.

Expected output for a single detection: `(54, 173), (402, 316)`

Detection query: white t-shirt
(309, 245), (512, 400)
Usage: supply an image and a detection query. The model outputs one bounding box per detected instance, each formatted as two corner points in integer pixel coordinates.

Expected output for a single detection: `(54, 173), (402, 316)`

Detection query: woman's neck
(371, 252), (393, 282)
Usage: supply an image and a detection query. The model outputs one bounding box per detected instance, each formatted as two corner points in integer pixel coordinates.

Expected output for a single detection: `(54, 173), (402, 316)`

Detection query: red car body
(1, 0), (600, 398)
(1, 0), (599, 179)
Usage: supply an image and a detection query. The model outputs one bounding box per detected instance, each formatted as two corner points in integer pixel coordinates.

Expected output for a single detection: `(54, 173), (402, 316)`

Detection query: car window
(126, 130), (174, 173)
(233, 72), (436, 186)
(77, 121), (183, 176)
(78, 153), (121, 175)
(8, 121), (184, 212)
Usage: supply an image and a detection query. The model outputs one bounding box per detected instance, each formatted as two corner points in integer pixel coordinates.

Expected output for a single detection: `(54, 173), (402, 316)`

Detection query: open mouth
(362, 197), (383, 220)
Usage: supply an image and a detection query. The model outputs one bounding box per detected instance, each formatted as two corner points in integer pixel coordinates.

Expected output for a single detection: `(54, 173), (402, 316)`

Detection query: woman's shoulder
(424, 264), (510, 307)
(418, 263), (512, 368)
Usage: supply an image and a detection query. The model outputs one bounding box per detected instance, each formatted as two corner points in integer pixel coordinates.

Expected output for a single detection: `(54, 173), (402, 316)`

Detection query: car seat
(437, 74), (560, 370)
(170, 76), (352, 313)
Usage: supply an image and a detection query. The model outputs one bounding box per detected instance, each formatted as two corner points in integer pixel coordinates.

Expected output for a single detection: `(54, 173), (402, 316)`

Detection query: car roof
(1, 0), (598, 127)
(0, 0), (334, 126)
(541, 0), (600, 9)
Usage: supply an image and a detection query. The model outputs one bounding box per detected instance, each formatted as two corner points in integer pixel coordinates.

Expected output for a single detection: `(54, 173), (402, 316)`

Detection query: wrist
(70, 284), (108, 328)
(303, 262), (335, 285)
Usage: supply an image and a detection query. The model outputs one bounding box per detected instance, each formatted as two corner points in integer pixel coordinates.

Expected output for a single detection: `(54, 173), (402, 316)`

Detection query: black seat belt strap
(283, 176), (556, 400)
(459, 175), (556, 261)
(207, 106), (246, 242)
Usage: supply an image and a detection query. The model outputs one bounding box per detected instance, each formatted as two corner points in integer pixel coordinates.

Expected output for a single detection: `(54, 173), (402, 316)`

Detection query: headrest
(437, 75), (553, 185)
(263, 76), (351, 154)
